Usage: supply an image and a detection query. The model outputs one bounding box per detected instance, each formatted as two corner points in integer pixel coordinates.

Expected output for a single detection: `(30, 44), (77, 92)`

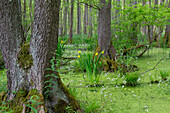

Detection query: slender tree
(63, 0), (68, 35)
(84, 3), (88, 35)
(163, 0), (170, 47)
(77, 0), (81, 34)
(69, 0), (74, 43)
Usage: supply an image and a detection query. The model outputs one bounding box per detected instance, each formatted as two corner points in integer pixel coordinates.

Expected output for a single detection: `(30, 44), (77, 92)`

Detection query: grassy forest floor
(0, 44), (170, 113)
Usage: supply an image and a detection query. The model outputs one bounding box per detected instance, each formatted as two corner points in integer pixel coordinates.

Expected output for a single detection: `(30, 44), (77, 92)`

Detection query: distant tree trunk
(115, 0), (120, 22)
(98, 0), (117, 58)
(63, 0), (68, 35)
(23, 0), (27, 37)
(0, 0), (82, 112)
(59, 10), (63, 37)
(84, 3), (88, 35)
(88, 4), (92, 37)
(149, 0), (153, 41)
(29, 0), (33, 37)
(164, 1), (170, 47)
(111, 0), (115, 21)
(143, 0), (147, 37)
(69, 0), (74, 43)
(67, 0), (70, 32)
(77, 0), (81, 34)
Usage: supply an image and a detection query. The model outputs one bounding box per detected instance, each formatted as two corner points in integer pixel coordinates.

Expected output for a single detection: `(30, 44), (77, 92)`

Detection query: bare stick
(140, 57), (165, 75)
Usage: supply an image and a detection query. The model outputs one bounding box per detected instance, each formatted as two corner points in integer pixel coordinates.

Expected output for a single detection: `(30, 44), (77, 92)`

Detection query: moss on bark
(17, 42), (33, 70)
(54, 73), (83, 113)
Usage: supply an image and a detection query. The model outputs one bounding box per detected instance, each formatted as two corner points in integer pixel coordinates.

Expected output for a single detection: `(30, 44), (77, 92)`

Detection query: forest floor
(0, 45), (170, 113)
(60, 45), (170, 113)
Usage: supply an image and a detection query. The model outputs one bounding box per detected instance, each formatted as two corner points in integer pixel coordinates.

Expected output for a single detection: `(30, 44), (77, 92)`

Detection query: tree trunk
(163, 1), (170, 47)
(29, 0), (33, 37)
(84, 3), (88, 35)
(0, 0), (82, 112)
(69, 0), (74, 43)
(23, 0), (27, 38)
(88, 3), (92, 38)
(63, 0), (68, 35)
(98, 0), (116, 58)
(77, 0), (81, 34)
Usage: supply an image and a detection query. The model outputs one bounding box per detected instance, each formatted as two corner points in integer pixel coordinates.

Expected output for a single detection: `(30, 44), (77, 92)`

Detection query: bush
(125, 72), (139, 86)
(160, 70), (169, 80)
(78, 51), (104, 85)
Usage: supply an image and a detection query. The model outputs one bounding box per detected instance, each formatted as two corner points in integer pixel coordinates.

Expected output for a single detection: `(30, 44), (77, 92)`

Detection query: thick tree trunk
(98, 0), (116, 58)
(0, 0), (82, 112)
(0, 0), (25, 100)
(69, 0), (74, 43)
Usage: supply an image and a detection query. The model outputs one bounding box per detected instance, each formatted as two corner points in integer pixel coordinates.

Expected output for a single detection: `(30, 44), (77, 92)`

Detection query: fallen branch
(62, 57), (77, 60)
(140, 57), (165, 75)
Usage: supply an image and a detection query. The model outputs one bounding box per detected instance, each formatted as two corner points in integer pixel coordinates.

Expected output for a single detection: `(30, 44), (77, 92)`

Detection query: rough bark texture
(0, 0), (25, 100)
(0, 0), (82, 112)
(98, 0), (116, 58)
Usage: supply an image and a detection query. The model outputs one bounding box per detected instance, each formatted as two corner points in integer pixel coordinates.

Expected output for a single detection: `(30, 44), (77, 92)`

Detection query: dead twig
(140, 57), (165, 75)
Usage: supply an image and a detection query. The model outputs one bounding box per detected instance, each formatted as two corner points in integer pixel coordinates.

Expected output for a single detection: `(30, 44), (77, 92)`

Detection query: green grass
(0, 47), (170, 113)
(60, 47), (170, 113)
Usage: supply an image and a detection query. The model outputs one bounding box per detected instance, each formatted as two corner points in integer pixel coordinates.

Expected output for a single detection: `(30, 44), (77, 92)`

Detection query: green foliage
(112, 3), (169, 51)
(0, 102), (13, 113)
(78, 51), (104, 85)
(125, 72), (139, 86)
(83, 99), (100, 113)
(160, 70), (169, 80)
(44, 41), (65, 97)
(25, 95), (43, 113)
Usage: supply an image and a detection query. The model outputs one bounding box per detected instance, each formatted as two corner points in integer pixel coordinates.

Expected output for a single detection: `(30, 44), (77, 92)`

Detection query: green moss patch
(17, 42), (33, 70)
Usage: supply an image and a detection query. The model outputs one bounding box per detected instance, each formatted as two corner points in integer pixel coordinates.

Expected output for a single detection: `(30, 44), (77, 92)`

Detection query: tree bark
(163, 1), (170, 47)
(98, 0), (116, 58)
(84, 3), (88, 35)
(77, 0), (81, 34)
(63, 0), (68, 35)
(0, 0), (82, 112)
(88, 3), (93, 38)
(69, 0), (74, 43)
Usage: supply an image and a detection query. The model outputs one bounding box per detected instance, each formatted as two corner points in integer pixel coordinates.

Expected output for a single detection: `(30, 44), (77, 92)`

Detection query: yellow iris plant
(102, 50), (104, 54)
(78, 51), (81, 54)
(61, 41), (64, 44)
(78, 55), (80, 58)
(95, 52), (98, 56)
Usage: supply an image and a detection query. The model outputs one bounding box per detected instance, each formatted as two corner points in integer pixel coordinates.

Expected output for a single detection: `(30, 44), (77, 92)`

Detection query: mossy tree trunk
(0, 0), (82, 113)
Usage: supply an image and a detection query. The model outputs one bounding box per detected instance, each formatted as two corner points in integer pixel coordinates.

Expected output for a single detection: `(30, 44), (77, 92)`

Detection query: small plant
(25, 95), (43, 113)
(160, 70), (169, 81)
(78, 51), (104, 85)
(125, 72), (139, 86)
(82, 99), (100, 113)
